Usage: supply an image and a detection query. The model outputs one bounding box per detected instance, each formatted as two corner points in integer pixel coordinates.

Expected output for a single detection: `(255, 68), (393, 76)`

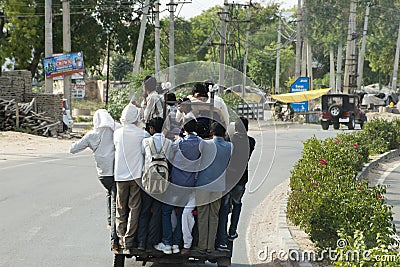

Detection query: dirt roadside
(0, 131), (74, 161)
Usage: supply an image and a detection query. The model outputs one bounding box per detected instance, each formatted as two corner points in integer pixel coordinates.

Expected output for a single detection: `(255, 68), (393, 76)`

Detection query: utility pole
(357, 2), (370, 91)
(336, 42), (343, 93)
(343, 0), (357, 94)
(242, 4), (251, 99)
(168, 0), (177, 87)
(133, 0), (150, 73)
(154, 0), (161, 75)
(45, 0), (53, 93)
(275, 14), (281, 94)
(106, 32), (111, 105)
(219, 0), (228, 94)
(307, 42), (313, 90)
(392, 14), (400, 91)
(62, 0), (72, 109)
(295, 0), (302, 79)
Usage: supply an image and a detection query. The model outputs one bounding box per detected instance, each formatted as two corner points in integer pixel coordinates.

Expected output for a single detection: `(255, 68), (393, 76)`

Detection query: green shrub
(334, 230), (400, 266)
(107, 86), (130, 121)
(361, 118), (399, 155)
(287, 118), (399, 250)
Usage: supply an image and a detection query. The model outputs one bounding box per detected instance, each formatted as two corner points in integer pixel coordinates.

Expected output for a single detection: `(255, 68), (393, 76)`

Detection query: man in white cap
(70, 109), (120, 249)
(113, 103), (150, 249)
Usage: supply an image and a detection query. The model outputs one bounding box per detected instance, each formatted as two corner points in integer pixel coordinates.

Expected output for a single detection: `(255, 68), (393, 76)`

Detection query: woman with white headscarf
(70, 109), (120, 249)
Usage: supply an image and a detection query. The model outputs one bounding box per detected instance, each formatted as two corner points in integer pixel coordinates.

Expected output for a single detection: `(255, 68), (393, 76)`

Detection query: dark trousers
(216, 193), (230, 246)
(99, 176), (118, 245)
(137, 189), (162, 247)
(228, 184), (245, 236)
(161, 204), (183, 246)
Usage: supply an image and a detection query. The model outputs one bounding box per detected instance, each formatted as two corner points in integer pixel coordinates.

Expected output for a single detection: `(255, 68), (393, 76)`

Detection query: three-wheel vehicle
(112, 242), (233, 267)
(320, 94), (367, 130)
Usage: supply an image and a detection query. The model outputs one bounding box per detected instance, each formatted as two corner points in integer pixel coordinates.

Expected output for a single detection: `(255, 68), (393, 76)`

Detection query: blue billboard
(290, 77), (310, 112)
(44, 52), (84, 78)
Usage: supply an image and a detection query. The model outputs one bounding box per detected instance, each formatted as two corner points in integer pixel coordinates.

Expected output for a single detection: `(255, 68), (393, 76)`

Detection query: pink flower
(318, 158), (328, 165)
(357, 186), (362, 191)
(377, 194), (383, 199)
(353, 143), (359, 148)
(334, 140), (340, 145)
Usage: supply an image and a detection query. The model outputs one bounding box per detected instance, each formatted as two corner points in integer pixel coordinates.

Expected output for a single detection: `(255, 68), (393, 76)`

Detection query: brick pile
(0, 70), (65, 133)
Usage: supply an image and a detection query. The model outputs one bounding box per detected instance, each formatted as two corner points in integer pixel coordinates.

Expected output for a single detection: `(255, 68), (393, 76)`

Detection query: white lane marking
(0, 154), (90, 171)
(26, 226), (41, 241)
(377, 161), (400, 185)
(84, 192), (103, 201)
(50, 207), (72, 217)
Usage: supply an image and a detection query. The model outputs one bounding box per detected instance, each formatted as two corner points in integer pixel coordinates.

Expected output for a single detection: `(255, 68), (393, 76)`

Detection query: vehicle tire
(329, 104), (342, 118)
(113, 254), (125, 267)
(217, 257), (231, 267)
(348, 116), (355, 130)
(321, 121), (329, 130)
(333, 122), (340, 130)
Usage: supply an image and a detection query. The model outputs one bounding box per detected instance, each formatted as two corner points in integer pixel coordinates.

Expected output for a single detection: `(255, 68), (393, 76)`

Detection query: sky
(159, 0), (298, 19)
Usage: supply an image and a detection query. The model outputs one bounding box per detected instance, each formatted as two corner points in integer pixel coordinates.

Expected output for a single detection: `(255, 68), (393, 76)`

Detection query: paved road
(0, 124), (339, 267)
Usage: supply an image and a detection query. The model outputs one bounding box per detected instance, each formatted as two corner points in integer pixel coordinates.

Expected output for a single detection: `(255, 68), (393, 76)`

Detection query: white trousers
(182, 192), (196, 249)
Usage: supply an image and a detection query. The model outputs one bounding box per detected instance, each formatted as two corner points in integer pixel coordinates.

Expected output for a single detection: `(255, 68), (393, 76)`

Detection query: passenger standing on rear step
(70, 109), (121, 250)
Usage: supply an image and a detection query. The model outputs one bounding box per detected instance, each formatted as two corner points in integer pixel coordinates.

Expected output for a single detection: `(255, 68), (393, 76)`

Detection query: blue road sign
(290, 77), (309, 112)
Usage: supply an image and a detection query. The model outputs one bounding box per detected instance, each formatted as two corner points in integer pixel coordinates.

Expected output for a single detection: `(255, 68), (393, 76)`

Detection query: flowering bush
(287, 118), (398, 250)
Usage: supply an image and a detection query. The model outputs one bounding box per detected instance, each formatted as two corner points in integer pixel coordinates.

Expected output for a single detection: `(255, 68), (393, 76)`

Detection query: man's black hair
(210, 121), (226, 137)
(183, 119), (197, 133)
(166, 93), (177, 106)
(178, 97), (192, 111)
(235, 116), (249, 133)
(148, 117), (164, 133)
(143, 76), (157, 92)
(192, 83), (208, 97)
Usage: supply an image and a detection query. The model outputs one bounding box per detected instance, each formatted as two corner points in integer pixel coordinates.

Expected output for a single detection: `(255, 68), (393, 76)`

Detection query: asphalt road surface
(0, 124), (340, 267)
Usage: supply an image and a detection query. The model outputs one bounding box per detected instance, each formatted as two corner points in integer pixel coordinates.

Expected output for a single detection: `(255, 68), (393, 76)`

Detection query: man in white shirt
(113, 103), (150, 249)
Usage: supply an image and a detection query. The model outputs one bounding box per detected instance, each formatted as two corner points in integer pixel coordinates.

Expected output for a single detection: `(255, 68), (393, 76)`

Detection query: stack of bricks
(24, 93), (63, 132)
(0, 70), (64, 133)
(0, 70), (32, 102)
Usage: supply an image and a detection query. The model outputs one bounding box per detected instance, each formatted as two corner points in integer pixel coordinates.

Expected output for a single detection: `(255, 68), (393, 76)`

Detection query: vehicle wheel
(321, 121), (329, 130)
(348, 116), (355, 130)
(329, 104), (342, 118)
(333, 122), (340, 130)
(113, 254), (125, 267)
(217, 257), (231, 267)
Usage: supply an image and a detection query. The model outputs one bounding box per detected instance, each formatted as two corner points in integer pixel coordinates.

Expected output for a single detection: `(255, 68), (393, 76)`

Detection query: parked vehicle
(320, 94), (367, 130)
(62, 98), (74, 131)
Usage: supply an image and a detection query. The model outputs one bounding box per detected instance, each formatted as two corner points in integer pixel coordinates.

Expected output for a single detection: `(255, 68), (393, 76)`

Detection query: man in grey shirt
(70, 109), (120, 249)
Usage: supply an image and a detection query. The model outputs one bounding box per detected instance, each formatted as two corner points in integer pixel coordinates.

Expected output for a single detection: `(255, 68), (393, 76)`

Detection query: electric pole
(242, 4), (251, 99)
(133, 0), (151, 73)
(168, 0), (176, 87)
(275, 14), (281, 94)
(392, 14), (400, 91)
(62, 0), (72, 109)
(343, 0), (357, 94)
(219, 0), (228, 94)
(295, 0), (302, 79)
(336, 42), (343, 93)
(45, 0), (53, 93)
(154, 0), (161, 75)
(357, 2), (370, 91)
